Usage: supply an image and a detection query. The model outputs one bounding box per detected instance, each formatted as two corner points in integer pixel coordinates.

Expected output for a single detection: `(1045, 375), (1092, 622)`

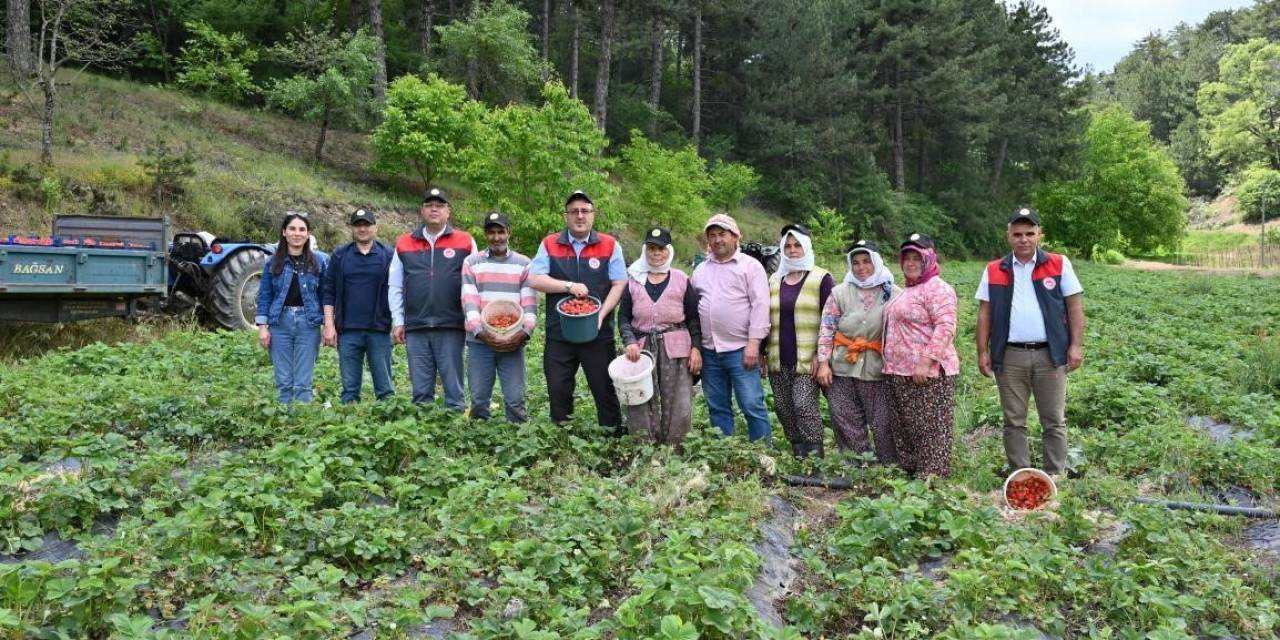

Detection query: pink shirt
(881, 277), (960, 377)
(691, 250), (770, 352)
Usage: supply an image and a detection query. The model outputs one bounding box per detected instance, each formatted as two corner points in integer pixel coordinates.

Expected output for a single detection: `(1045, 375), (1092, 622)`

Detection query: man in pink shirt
(690, 214), (772, 442)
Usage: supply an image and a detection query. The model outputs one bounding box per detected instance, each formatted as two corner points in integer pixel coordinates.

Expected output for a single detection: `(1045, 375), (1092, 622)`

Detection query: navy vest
(541, 229), (618, 343)
(985, 249), (1071, 373)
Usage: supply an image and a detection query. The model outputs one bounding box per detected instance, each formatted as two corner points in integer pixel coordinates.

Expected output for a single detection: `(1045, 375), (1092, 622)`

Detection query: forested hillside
(3, 0), (1280, 256)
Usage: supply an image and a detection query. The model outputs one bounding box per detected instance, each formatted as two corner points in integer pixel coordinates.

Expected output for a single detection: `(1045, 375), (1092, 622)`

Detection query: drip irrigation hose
(1133, 497), (1277, 519)
(782, 475), (855, 490)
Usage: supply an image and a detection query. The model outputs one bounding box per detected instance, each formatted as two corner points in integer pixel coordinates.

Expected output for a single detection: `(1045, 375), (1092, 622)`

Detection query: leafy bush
(371, 73), (487, 189)
(467, 81), (614, 255)
(706, 161), (760, 211)
(175, 20), (259, 102)
(803, 206), (852, 258)
(1234, 164), (1280, 224)
(1035, 106), (1188, 255)
(1090, 245), (1126, 265)
(617, 132), (711, 237)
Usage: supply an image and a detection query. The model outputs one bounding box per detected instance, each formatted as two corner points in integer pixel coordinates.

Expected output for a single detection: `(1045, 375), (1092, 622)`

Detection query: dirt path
(1122, 259), (1280, 277)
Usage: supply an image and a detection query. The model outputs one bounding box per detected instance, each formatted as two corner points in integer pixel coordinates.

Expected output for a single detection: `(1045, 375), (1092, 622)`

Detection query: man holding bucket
(527, 190), (628, 433)
(461, 212), (536, 422)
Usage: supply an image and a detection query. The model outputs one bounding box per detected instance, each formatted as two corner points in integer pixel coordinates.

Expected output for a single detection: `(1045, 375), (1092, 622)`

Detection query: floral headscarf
(901, 245), (940, 287)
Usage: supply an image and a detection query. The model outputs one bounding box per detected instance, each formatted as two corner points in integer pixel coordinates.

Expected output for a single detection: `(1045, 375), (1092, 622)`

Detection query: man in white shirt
(975, 208), (1085, 475)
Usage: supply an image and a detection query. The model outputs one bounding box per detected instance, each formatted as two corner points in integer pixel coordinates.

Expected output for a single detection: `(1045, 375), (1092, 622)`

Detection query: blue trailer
(1, 215), (276, 329)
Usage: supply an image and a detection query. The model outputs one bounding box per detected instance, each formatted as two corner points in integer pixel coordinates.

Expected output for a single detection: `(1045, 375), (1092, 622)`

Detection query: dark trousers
(544, 338), (622, 431)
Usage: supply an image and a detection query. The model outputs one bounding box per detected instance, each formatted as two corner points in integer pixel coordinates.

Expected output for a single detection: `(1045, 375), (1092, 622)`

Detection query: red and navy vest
(395, 224), (474, 330)
(985, 249), (1070, 373)
(542, 229), (619, 343)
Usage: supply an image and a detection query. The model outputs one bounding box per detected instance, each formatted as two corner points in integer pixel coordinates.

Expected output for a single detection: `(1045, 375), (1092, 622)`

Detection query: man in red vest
(527, 191), (628, 433)
(976, 208), (1085, 476)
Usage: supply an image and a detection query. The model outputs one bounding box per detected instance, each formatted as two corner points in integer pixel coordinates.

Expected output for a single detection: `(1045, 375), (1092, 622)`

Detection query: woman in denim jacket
(256, 212), (329, 403)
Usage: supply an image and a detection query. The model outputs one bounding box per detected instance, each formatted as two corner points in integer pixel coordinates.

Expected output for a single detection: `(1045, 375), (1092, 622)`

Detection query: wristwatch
(564, 281), (574, 292)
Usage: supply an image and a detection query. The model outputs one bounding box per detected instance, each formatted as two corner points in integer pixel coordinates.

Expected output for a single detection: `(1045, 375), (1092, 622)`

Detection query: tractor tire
(206, 248), (269, 330)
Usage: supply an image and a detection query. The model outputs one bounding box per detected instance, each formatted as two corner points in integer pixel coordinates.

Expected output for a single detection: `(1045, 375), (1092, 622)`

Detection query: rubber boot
(810, 441), (825, 459)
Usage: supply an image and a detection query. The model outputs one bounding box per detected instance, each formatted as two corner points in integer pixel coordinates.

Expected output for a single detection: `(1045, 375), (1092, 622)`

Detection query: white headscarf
(628, 243), (675, 283)
(844, 247), (895, 289)
(776, 229), (815, 279)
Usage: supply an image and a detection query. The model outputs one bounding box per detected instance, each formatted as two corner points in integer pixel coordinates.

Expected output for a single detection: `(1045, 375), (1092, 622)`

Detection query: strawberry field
(2, 263), (1279, 639)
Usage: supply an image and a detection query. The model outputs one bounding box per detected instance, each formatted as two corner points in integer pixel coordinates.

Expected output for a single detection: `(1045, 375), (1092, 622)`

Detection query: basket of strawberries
(481, 300), (525, 340)
(1003, 468), (1057, 511)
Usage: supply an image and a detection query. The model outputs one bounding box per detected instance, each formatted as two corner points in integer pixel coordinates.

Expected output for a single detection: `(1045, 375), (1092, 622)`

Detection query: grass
(1180, 230), (1260, 254)
(1, 71), (424, 248)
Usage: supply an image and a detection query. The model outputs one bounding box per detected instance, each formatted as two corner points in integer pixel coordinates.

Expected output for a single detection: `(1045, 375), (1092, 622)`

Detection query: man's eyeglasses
(566, 208), (594, 216)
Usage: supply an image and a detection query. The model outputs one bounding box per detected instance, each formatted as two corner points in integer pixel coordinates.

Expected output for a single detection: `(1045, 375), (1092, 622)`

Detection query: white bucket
(608, 351), (655, 406)
(1002, 467), (1058, 511)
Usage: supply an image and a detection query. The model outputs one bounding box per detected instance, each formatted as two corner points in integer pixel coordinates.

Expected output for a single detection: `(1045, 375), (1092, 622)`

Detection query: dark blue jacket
(321, 240), (393, 332)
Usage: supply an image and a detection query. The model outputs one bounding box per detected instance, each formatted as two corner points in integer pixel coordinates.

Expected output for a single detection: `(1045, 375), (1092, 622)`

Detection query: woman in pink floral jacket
(881, 233), (960, 478)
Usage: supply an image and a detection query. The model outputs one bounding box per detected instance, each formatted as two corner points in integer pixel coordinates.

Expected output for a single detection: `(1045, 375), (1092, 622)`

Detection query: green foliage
(706, 161), (759, 212)
(1237, 332), (1280, 396)
(266, 26), (379, 161)
(38, 175), (63, 212)
(618, 132), (710, 238)
(137, 138), (197, 209)
(803, 207), (852, 259)
(1035, 106), (1188, 255)
(1234, 164), (1280, 224)
(433, 0), (546, 105)
(371, 74), (487, 189)
(175, 20), (259, 102)
(467, 81), (614, 255)
(1197, 38), (1280, 174)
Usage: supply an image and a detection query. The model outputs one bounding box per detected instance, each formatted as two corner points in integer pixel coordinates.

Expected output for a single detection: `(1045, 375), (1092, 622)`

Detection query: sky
(1032, 0), (1257, 73)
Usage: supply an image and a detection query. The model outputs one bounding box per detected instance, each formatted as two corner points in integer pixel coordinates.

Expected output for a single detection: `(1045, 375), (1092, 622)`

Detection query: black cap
(780, 223), (811, 238)
(847, 239), (879, 254)
(482, 212), (512, 230)
(1008, 207), (1040, 226)
(349, 208), (377, 225)
(422, 188), (450, 204)
(643, 227), (673, 246)
(900, 233), (935, 250)
(565, 190), (594, 207)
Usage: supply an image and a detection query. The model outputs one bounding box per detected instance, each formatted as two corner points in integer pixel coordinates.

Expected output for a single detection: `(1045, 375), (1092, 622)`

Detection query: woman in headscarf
(767, 224), (835, 457)
(814, 240), (901, 463)
(617, 227), (702, 446)
(881, 234), (960, 477)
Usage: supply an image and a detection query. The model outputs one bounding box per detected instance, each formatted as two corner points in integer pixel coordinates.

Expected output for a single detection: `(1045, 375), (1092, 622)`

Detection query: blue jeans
(405, 328), (466, 409)
(701, 348), (772, 442)
(467, 341), (527, 422)
(338, 329), (395, 403)
(269, 307), (321, 403)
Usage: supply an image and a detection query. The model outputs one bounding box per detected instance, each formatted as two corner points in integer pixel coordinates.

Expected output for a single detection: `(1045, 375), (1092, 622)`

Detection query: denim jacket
(255, 250), (330, 327)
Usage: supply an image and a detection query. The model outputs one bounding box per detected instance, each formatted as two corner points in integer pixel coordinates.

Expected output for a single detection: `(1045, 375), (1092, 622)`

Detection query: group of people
(255, 190), (1085, 478)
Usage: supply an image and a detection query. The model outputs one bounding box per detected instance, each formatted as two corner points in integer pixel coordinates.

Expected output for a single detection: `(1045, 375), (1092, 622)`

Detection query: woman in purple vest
(617, 227), (703, 446)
